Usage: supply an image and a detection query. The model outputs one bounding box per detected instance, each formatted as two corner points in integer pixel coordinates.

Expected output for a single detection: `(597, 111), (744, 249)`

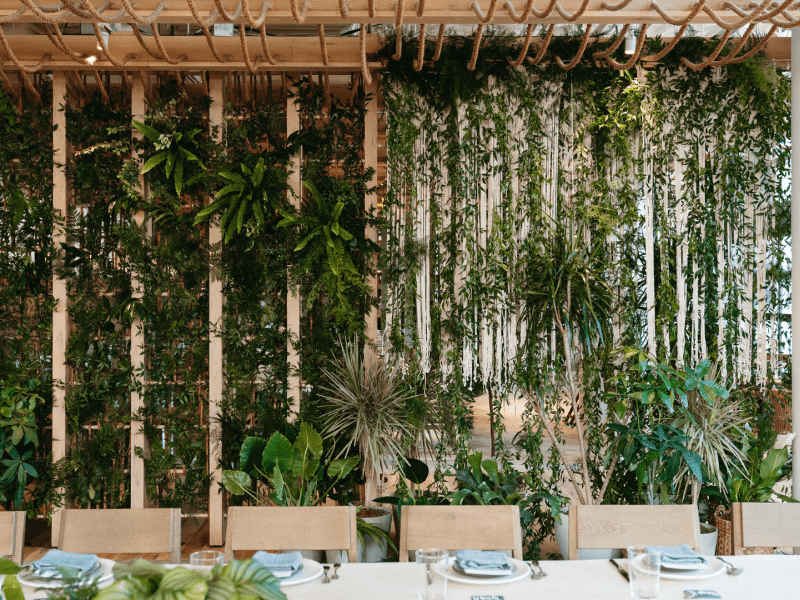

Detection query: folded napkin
(644, 544), (707, 568)
(32, 550), (98, 577)
(455, 550), (513, 576)
(251, 551), (303, 578)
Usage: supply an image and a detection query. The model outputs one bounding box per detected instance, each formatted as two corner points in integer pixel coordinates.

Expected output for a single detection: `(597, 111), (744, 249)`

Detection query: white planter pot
(699, 523), (718, 557)
(325, 549), (349, 564)
(554, 509), (623, 560)
(283, 549), (325, 562)
(358, 508), (393, 563)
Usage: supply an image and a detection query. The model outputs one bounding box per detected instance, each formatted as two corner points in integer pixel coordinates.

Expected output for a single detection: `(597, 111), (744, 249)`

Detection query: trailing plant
(0, 382), (44, 508)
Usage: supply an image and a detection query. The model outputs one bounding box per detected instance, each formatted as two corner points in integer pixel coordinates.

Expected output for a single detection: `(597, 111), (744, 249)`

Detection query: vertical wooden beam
(51, 72), (68, 546)
(364, 74), (379, 347)
(286, 82), (302, 418)
(207, 72), (225, 546)
(130, 73), (148, 510)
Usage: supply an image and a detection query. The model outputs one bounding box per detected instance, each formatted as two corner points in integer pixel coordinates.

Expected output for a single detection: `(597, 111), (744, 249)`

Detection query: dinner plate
(438, 557), (531, 585)
(32, 560), (102, 580)
(16, 558), (116, 590)
(270, 564), (303, 580)
(278, 558), (323, 587)
(452, 561), (515, 578)
(631, 554), (726, 581)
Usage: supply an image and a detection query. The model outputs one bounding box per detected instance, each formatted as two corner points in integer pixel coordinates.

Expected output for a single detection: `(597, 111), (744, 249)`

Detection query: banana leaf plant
(223, 422), (358, 506)
(132, 120), (206, 196)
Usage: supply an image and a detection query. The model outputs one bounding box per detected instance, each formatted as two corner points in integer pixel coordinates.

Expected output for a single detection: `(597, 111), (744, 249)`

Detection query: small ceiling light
(625, 27), (637, 55)
(86, 55), (97, 64)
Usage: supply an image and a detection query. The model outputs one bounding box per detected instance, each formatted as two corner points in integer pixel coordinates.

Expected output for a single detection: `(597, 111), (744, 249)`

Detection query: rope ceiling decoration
(0, 0), (795, 87)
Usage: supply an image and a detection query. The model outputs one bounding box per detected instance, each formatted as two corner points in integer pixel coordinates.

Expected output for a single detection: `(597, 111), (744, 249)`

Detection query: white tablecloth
(13, 556), (800, 600)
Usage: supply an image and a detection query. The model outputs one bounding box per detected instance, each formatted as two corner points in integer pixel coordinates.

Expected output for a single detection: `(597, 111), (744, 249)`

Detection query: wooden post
(286, 81), (302, 418)
(364, 74), (379, 347)
(207, 72), (225, 546)
(130, 73), (148, 510)
(51, 72), (68, 546)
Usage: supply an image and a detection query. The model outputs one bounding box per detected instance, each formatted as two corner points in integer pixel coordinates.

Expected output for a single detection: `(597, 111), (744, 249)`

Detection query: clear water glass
(190, 550), (224, 568)
(628, 546), (660, 599)
(416, 549), (448, 600)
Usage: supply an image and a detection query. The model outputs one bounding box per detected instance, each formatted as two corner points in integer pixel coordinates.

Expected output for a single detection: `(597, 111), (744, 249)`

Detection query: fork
(715, 556), (744, 576)
(533, 560), (547, 578)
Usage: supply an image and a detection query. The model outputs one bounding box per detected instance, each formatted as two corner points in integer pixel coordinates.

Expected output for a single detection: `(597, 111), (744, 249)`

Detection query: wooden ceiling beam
(0, 0), (792, 25)
(0, 34), (382, 71)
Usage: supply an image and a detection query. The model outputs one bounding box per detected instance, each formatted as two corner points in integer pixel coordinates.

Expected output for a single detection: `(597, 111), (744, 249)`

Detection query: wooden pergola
(0, 0), (797, 549)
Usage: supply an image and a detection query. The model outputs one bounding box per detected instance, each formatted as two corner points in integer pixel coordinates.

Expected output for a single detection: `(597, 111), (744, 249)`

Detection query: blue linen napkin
(455, 550), (513, 576)
(251, 551), (303, 578)
(644, 544), (707, 568)
(31, 550), (98, 577)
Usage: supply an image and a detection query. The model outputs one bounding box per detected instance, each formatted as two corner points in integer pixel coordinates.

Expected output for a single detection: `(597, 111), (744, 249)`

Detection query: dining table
(12, 555), (800, 600)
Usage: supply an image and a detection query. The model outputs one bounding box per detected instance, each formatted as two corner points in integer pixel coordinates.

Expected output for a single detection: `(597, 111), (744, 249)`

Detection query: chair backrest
(732, 502), (800, 554)
(0, 511), (25, 564)
(58, 508), (181, 564)
(398, 505), (523, 562)
(568, 505), (701, 560)
(224, 506), (358, 563)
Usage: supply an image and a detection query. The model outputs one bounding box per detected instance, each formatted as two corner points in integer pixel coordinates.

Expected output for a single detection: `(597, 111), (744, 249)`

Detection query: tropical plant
(222, 422), (358, 506)
(132, 119), (206, 196)
(92, 558), (285, 600)
(319, 337), (432, 506)
(446, 452), (565, 523)
(0, 382), (43, 509)
(516, 214), (618, 505)
(193, 157), (289, 243)
(607, 422), (703, 505)
(669, 362), (748, 504)
(356, 510), (397, 556)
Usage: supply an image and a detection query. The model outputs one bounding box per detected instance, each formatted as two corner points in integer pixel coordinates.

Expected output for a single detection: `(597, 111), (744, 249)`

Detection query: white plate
(16, 558), (116, 590)
(631, 555), (726, 581)
(31, 561), (102, 580)
(438, 557), (531, 585)
(278, 558), (323, 587)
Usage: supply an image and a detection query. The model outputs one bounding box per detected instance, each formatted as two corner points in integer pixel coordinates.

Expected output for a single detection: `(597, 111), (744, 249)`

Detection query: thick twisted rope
(258, 24), (278, 65)
(338, 0), (350, 19)
(503, 0), (535, 23)
(71, 0), (127, 23)
(526, 23), (554, 65)
(0, 70), (19, 104)
(289, 0), (310, 23)
(508, 23), (534, 67)
(599, 0), (633, 9)
(93, 22), (136, 67)
(641, 24), (688, 63)
(240, 25), (259, 73)
(555, 23), (593, 69)
(0, 6), (38, 24)
(0, 27), (51, 74)
(605, 23), (648, 69)
(471, 0), (500, 23)
(16, 0), (68, 23)
(118, 0), (167, 24)
(137, 70), (154, 104)
(651, 0), (707, 26)
(680, 29), (733, 70)
(40, 23), (84, 62)
(555, 0), (590, 22)
(467, 24), (484, 71)
(360, 24), (372, 83)
(592, 23), (629, 59)
(413, 23), (426, 71)
(186, 0), (228, 63)
(240, 0), (270, 27)
(416, 0), (425, 16)
(712, 24), (778, 66)
(432, 24), (445, 61)
(132, 22), (187, 64)
(702, 0), (771, 30)
(706, 23), (757, 67)
(211, 0), (242, 22)
(392, 0), (405, 60)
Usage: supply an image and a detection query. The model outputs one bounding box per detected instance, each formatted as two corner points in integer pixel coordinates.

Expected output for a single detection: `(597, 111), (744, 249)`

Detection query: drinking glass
(416, 549), (448, 600)
(628, 546), (660, 599)
(190, 550), (224, 568)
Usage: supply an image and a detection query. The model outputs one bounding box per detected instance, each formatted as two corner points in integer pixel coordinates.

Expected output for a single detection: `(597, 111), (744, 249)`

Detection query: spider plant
(319, 337), (434, 505)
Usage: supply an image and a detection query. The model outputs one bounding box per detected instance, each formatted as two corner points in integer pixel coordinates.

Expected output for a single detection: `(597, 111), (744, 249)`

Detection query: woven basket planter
(713, 505), (775, 555)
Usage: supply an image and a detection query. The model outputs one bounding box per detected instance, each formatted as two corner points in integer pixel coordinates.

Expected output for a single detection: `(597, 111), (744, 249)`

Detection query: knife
(610, 558), (629, 582)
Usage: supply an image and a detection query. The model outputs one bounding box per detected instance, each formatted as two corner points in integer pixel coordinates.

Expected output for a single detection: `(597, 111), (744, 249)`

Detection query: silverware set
(529, 560), (546, 580)
(322, 563), (341, 583)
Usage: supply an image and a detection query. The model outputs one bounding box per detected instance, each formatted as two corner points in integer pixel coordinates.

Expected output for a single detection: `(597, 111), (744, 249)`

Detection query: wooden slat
(207, 72), (225, 547)
(0, 0), (777, 25)
(735, 502), (800, 552)
(399, 505), (523, 562)
(51, 71), (68, 547)
(224, 506), (357, 563)
(286, 80), (301, 418)
(59, 508), (182, 564)
(0, 511), (26, 564)
(130, 73), (148, 510)
(364, 73), (378, 347)
(568, 504), (701, 560)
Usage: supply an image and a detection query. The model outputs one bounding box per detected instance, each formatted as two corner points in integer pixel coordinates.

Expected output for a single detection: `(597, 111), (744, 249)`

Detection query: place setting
(250, 551), (324, 587)
(15, 550), (115, 590)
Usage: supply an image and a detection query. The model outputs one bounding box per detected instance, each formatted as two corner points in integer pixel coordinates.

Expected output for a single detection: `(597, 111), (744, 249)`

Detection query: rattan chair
(568, 504), (701, 560)
(58, 508), (181, 563)
(224, 506), (358, 563)
(398, 505), (523, 562)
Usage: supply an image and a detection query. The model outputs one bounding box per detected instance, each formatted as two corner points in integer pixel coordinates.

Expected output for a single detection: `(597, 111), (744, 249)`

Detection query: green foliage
(41, 569), (102, 600)
(96, 559), (285, 600)
(2, 573), (23, 600)
(447, 452), (565, 521)
(223, 422), (358, 506)
(133, 120), (206, 196)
